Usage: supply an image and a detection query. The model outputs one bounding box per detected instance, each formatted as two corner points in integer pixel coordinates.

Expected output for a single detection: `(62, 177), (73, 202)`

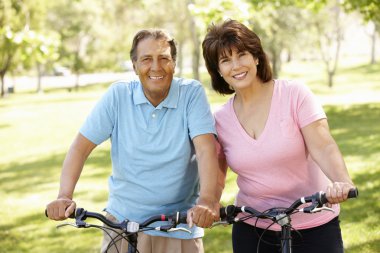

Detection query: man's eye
(160, 58), (169, 62)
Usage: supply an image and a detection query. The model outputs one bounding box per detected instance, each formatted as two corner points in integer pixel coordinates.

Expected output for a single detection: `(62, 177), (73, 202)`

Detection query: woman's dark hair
(202, 19), (272, 94)
(130, 29), (177, 62)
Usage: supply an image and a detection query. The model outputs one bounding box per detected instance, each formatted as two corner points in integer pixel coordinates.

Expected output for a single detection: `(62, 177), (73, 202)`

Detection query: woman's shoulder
(275, 79), (312, 97)
(276, 79), (306, 90)
(213, 97), (233, 119)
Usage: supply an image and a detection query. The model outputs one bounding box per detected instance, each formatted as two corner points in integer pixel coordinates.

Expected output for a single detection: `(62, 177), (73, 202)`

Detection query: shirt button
(152, 114), (156, 118)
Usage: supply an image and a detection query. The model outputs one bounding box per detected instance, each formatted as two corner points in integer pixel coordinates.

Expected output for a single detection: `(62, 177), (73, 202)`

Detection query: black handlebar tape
(321, 187), (359, 204)
(178, 211), (188, 224)
(220, 207), (227, 219)
(348, 188), (359, 198)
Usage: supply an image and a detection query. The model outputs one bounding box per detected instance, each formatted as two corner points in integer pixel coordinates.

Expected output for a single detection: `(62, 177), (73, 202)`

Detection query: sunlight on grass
(1, 60), (379, 253)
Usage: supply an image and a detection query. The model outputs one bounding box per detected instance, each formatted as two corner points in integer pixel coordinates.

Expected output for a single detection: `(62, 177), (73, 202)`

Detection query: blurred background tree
(0, 0), (379, 97)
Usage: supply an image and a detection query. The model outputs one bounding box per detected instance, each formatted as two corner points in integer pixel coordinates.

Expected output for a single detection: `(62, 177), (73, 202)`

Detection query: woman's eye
(219, 58), (229, 64)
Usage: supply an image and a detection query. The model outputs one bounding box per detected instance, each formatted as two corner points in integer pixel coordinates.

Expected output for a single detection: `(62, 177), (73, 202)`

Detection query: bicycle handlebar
(45, 208), (188, 233)
(219, 188), (358, 221)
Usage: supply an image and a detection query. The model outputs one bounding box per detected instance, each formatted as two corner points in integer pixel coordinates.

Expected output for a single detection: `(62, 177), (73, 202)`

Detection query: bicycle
(45, 208), (190, 253)
(213, 188), (359, 253)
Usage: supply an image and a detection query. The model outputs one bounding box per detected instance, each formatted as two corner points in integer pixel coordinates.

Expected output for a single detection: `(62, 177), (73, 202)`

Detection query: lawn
(0, 60), (379, 253)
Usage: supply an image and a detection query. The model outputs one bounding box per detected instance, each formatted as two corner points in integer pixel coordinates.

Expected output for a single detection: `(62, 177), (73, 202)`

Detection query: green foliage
(17, 31), (60, 69)
(343, 0), (380, 23)
(189, 0), (253, 33)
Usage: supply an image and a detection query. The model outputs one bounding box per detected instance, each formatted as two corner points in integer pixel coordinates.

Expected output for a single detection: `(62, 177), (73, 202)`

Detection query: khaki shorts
(100, 213), (204, 253)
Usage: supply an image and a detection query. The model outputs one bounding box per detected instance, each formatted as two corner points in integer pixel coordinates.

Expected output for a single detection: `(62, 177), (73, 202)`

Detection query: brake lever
(299, 205), (335, 214)
(210, 221), (230, 228)
(155, 225), (192, 234)
(56, 222), (87, 229)
(166, 227), (192, 234)
(310, 206), (335, 213)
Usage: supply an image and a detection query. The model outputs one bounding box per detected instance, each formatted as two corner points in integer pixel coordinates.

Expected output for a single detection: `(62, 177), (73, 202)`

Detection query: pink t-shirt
(214, 79), (339, 231)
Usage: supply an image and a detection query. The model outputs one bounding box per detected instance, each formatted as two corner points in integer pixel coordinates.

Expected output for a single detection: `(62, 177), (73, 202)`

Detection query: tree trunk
(370, 22), (377, 65)
(0, 73), (5, 97)
(190, 22), (200, 81)
(0, 54), (12, 97)
(36, 63), (43, 93)
(187, 0), (200, 81)
(328, 71), (334, 88)
(75, 72), (80, 91)
(270, 46), (281, 79)
(177, 39), (184, 77)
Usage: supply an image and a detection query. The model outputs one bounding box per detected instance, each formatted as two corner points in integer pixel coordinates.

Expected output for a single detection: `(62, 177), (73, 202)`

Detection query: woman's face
(218, 47), (259, 90)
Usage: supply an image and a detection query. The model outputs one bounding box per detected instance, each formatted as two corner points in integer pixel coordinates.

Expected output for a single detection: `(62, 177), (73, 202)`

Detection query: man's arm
(46, 133), (97, 220)
(188, 133), (220, 228)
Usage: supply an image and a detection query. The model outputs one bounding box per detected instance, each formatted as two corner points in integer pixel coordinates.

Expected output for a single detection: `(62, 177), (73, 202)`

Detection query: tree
(309, 0), (348, 87)
(18, 31), (59, 93)
(247, 5), (306, 78)
(189, 0), (252, 80)
(47, 0), (103, 90)
(0, 0), (29, 97)
(343, 0), (380, 64)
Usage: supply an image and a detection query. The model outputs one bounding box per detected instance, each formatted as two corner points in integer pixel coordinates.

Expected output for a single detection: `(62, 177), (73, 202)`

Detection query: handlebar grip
(178, 211), (188, 224)
(321, 187), (359, 204)
(220, 207), (227, 219)
(44, 208), (76, 219)
(347, 188), (359, 198)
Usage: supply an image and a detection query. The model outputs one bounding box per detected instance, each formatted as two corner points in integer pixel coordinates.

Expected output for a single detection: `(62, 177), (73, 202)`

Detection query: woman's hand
(325, 182), (355, 206)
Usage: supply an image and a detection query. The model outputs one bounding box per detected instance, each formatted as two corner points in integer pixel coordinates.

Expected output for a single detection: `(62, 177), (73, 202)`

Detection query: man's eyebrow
(139, 54), (151, 57)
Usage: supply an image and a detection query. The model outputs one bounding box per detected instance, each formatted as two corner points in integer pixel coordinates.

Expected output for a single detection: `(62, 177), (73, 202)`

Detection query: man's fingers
(65, 201), (76, 218)
(187, 210), (194, 228)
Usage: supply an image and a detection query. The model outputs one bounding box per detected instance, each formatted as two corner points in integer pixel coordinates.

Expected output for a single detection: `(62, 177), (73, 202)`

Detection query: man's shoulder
(110, 78), (141, 91)
(174, 77), (202, 88)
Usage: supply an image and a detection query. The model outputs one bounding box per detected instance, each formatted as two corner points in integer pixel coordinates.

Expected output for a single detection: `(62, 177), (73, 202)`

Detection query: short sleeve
(294, 82), (326, 129)
(186, 83), (216, 139)
(79, 84), (117, 144)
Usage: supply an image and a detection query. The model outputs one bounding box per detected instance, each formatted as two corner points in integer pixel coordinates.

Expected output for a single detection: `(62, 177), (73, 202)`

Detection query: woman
(202, 19), (355, 253)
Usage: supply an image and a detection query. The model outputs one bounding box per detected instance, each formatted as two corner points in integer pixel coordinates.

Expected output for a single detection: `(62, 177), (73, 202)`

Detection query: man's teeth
(234, 72), (247, 78)
(150, 76), (163, 80)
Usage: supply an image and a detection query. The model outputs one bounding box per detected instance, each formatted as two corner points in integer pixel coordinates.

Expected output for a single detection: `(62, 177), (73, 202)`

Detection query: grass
(1, 60), (379, 253)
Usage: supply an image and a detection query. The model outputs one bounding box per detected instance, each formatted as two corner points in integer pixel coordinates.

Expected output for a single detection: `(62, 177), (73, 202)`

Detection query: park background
(0, 0), (379, 252)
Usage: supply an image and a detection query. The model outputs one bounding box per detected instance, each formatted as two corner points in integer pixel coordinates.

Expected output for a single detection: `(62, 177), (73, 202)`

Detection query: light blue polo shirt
(80, 77), (216, 239)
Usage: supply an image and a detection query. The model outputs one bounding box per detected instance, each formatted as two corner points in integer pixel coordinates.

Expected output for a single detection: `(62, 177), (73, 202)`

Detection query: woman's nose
(231, 58), (241, 69)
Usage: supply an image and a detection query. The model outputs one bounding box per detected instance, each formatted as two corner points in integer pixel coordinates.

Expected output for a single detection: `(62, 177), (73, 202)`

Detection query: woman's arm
(301, 119), (355, 204)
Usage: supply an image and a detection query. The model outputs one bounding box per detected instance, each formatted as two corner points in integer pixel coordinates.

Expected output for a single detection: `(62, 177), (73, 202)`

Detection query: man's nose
(151, 59), (161, 70)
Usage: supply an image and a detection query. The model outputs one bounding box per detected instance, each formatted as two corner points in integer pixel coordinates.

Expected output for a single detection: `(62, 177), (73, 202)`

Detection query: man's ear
(132, 61), (138, 75)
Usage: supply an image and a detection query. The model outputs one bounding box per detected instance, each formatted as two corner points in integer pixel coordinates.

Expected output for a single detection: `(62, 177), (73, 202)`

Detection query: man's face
(133, 37), (176, 106)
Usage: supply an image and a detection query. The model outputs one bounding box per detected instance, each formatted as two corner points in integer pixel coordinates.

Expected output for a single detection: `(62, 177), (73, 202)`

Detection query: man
(46, 29), (220, 253)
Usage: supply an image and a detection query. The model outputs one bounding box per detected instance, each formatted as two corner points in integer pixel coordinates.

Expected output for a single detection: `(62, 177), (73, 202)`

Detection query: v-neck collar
(229, 80), (277, 144)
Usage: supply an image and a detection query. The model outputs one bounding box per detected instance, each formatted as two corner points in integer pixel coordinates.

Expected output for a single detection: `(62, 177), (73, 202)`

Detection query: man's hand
(46, 197), (76, 220)
(187, 198), (220, 228)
